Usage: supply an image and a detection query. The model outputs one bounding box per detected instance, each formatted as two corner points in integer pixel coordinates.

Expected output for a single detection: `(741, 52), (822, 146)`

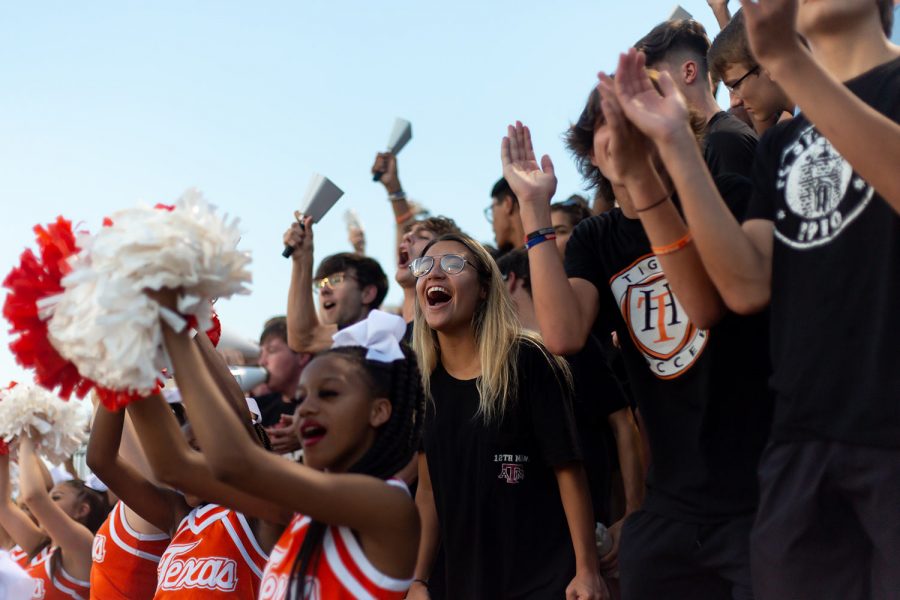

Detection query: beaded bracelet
(652, 232), (693, 256)
(388, 190), (407, 202)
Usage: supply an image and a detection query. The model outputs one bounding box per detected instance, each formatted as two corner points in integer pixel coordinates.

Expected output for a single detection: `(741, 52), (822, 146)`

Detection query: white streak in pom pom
(0, 385), (88, 465)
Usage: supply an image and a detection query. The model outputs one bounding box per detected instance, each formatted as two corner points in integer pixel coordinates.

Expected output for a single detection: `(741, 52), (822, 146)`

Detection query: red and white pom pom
(0, 383), (88, 465)
(45, 189), (249, 396)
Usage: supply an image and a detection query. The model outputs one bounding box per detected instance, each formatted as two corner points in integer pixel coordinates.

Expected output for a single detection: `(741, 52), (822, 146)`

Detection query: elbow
(723, 285), (771, 316)
(543, 329), (588, 357)
(688, 304), (728, 330)
(207, 453), (248, 485)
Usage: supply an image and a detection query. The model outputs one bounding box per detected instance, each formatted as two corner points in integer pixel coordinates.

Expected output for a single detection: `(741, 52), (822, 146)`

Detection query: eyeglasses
(483, 204), (495, 224)
(313, 272), (354, 293)
(725, 65), (760, 96)
(409, 254), (477, 278)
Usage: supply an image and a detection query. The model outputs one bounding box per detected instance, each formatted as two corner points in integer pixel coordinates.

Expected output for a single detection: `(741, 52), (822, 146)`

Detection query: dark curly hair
(287, 344), (425, 599)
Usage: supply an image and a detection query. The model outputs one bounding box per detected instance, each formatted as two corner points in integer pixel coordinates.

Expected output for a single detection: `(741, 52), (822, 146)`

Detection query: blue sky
(0, 1), (727, 379)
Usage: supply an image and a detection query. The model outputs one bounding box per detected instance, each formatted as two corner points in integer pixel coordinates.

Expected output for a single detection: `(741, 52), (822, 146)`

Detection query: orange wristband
(395, 211), (414, 225)
(652, 232), (693, 256)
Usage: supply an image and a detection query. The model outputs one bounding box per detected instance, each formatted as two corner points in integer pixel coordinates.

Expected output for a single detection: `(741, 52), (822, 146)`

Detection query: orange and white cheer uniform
(153, 504), (268, 598)
(91, 501), (170, 599)
(27, 548), (91, 600)
(258, 480), (413, 600)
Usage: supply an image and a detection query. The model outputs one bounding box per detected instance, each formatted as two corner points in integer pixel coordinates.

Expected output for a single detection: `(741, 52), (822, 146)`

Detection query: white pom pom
(0, 385), (89, 465)
(45, 189), (252, 395)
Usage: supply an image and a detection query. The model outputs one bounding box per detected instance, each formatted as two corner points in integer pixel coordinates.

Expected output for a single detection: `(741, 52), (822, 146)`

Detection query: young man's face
(550, 210), (577, 259)
(489, 195), (516, 251)
(316, 269), (369, 328)
(257, 335), (304, 397)
(722, 63), (789, 123)
(396, 224), (437, 289)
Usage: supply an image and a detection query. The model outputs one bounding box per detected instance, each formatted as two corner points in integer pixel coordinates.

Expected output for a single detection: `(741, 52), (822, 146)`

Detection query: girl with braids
(151, 294), (424, 600)
(6, 435), (110, 599)
(86, 334), (291, 599)
(409, 233), (606, 600)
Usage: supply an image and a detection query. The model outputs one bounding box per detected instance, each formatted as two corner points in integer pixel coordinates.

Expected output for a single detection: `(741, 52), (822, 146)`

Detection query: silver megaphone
(229, 366), (269, 392)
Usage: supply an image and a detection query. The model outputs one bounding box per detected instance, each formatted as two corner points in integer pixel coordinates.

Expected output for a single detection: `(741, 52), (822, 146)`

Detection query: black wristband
(525, 227), (555, 242)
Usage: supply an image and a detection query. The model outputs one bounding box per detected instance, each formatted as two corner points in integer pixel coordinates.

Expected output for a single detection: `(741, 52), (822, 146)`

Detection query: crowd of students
(1, 0), (898, 598)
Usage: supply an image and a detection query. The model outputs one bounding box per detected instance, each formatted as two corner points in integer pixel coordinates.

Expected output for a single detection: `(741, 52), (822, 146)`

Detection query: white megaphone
(229, 366), (269, 392)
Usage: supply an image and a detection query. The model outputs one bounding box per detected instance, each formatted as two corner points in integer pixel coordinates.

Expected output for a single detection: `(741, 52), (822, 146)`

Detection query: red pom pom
(153, 203), (176, 212)
(206, 310), (222, 347)
(3, 219), (157, 411)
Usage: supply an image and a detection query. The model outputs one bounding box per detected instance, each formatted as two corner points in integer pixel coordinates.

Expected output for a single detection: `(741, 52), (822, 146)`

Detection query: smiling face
(294, 353), (390, 472)
(415, 241), (484, 335)
(396, 224), (437, 288)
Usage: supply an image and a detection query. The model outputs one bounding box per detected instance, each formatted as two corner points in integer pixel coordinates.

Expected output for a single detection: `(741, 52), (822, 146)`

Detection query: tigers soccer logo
(610, 255), (708, 379)
(774, 124), (874, 249)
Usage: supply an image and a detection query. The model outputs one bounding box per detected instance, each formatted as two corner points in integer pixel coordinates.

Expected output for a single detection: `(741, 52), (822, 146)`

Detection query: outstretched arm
(284, 215), (337, 353)
(0, 452), (46, 555)
(158, 313), (419, 551)
(614, 49), (773, 314)
(599, 73), (727, 328)
(740, 0), (900, 215)
(707, 0), (732, 28)
(372, 152), (416, 246)
(18, 437), (93, 579)
(500, 123), (600, 355)
(86, 404), (182, 534)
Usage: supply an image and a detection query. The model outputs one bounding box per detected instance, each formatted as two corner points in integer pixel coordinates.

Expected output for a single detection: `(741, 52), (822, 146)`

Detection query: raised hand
(613, 49), (692, 144)
(500, 121), (557, 206)
(738, 0), (803, 70)
(283, 212), (314, 263)
(596, 73), (655, 184)
(371, 152), (402, 194)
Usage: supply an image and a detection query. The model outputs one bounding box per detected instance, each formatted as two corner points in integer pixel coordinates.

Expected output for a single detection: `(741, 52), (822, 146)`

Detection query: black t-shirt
(704, 111), (759, 179)
(744, 56), (900, 448)
(423, 340), (581, 599)
(564, 177), (773, 523)
(252, 392), (296, 428)
(567, 334), (628, 524)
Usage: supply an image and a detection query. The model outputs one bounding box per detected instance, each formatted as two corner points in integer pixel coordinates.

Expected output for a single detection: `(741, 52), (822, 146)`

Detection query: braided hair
(287, 343), (425, 599)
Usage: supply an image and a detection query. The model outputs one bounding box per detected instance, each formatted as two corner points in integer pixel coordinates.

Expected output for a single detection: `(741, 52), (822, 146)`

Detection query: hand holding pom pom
(0, 383), (88, 465)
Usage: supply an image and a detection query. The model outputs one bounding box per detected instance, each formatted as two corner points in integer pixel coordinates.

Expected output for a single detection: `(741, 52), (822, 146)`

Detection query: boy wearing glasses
(708, 9), (794, 135)
(636, 18), (758, 178)
(283, 216), (389, 353)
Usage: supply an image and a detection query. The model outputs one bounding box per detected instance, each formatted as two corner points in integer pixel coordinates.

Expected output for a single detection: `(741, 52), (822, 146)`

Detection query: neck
(515, 296), (540, 333)
(436, 329), (481, 379)
(807, 19), (898, 81)
(613, 184), (638, 219)
(401, 287), (416, 323)
(510, 218), (526, 248)
(687, 87), (723, 122)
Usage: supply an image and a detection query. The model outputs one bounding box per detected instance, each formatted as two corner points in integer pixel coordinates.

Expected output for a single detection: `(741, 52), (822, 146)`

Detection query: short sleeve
(744, 127), (782, 222)
(520, 342), (583, 467)
(564, 217), (605, 291)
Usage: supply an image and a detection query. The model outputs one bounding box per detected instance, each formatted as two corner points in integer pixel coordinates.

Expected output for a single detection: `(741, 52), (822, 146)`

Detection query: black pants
(751, 440), (900, 600)
(619, 509), (754, 600)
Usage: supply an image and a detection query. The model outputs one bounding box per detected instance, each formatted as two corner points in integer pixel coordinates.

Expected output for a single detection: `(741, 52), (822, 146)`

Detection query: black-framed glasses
(483, 204), (495, 224)
(313, 272), (354, 293)
(409, 254), (476, 278)
(725, 65), (760, 96)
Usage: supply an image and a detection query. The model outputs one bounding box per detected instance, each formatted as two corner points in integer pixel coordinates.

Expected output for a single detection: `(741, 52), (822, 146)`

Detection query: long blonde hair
(412, 233), (571, 423)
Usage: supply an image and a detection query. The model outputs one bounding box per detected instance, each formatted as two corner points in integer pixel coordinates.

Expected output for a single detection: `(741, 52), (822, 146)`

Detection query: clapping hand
(500, 121), (557, 207)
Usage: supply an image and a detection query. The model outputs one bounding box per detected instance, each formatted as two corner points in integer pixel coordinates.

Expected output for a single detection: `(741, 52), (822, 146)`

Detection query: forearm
(624, 167), (727, 328)
(556, 462), (599, 575)
(286, 257), (327, 353)
(767, 48), (900, 214)
(658, 130), (772, 313)
(609, 409), (645, 514)
(709, 2), (731, 28)
(518, 203), (591, 354)
(86, 404), (125, 475)
(413, 457), (440, 583)
(18, 440), (47, 507)
(194, 333), (259, 443)
(0, 455), (45, 551)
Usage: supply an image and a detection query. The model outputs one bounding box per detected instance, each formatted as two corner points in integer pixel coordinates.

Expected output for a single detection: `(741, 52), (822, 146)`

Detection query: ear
(501, 195), (516, 215)
(682, 60), (698, 85)
(505, 272), (517, 295)
(75, 500), (91, 524)
(360, 284), (378, 307)
(297, 353), (314, 369)
(369, 397), (392, 428)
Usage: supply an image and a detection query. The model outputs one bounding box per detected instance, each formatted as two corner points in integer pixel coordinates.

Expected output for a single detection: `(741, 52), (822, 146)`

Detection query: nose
(729, 90), (743, 108)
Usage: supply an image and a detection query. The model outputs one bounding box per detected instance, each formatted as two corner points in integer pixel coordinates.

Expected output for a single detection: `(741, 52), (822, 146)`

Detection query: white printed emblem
(92, 534), (107, 563)
(775, 124), (873, 248)
(157, 541), (238, 592)
(610, 255), (708, 379)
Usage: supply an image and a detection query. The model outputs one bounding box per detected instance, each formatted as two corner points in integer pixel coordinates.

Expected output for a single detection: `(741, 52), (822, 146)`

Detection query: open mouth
(398, 249), (410, 267)
(426, 286), (452, 308)
(300, 421), (327, 448)
(322, 301), (336, 311)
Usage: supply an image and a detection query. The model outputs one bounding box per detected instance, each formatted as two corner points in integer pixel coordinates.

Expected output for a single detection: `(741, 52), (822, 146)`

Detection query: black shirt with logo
(564, 178), (773, 523)
(423, 340), (581, 599)
(744, 56), (900, 447)
(704, 110), (759, 179)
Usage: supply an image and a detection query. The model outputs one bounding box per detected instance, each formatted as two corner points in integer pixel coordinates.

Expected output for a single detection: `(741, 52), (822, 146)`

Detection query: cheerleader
(13, 436), (108, 599)
(152, 294), (425, 600)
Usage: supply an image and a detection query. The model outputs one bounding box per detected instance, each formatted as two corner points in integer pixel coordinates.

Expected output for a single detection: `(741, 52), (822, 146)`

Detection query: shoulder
(707, 111), (758, 140)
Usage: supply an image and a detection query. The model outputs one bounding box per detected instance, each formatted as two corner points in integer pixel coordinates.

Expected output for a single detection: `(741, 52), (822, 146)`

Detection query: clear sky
(0, 1), (728, 380)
